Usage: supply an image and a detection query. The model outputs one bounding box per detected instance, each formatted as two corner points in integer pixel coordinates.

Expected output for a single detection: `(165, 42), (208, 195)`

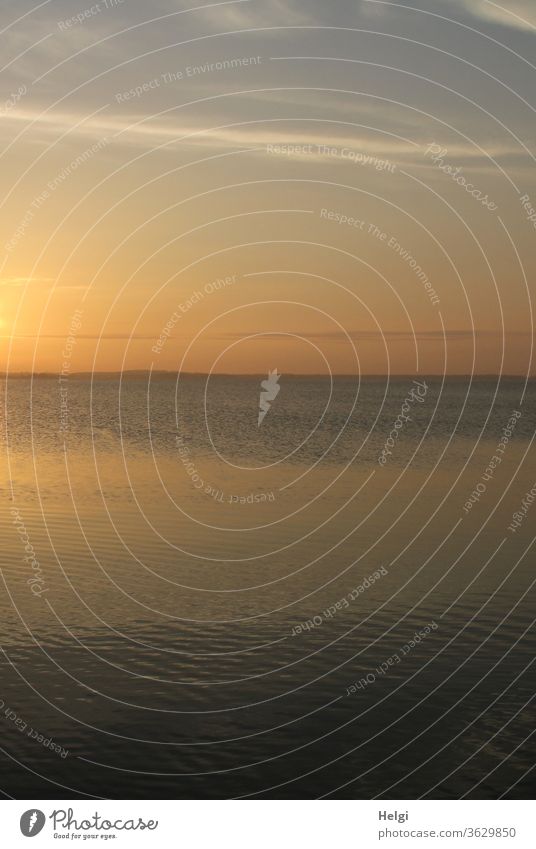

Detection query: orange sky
(1, 0), (535, 375)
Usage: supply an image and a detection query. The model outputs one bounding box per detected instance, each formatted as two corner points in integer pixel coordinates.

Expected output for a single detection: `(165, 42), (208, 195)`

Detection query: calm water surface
(0, 376), (534, 798)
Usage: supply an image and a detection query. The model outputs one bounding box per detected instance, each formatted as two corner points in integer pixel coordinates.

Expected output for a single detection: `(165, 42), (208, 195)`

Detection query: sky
(0, 0), (535, 374)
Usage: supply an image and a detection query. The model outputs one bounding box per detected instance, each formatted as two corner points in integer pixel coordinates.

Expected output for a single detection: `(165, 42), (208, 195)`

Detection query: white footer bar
(3, 800), (533, 848)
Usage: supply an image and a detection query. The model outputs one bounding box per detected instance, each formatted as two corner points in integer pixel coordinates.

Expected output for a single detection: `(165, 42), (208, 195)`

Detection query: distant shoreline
(1, 372), (534, 381)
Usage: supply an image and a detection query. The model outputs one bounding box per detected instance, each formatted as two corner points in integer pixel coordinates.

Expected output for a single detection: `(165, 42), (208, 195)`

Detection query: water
(0, 375), (535, 798)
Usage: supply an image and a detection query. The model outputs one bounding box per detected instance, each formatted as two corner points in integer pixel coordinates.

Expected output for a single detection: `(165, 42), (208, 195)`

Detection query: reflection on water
(0, 377), (535, 798)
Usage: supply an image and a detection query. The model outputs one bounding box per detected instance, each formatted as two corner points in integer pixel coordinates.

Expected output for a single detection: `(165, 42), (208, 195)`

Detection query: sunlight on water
(0, 377), (534, 797)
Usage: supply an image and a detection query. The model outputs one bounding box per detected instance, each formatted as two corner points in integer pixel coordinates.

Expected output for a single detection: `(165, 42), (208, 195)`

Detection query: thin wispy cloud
(1, 103), (527, 172)
(451, 0), (536, 34)
(210, 329), (533, 342)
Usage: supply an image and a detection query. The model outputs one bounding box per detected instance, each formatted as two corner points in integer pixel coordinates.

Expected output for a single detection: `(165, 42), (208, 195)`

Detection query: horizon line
(1, 371), (534, 379)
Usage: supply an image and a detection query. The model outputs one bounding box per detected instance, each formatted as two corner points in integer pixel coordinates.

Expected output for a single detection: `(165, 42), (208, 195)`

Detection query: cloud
(209, 329), (532, 342)
(453, 0), (536, 33)
(2, 99), (525, 172)
(193, 0), (310, 29)
(387, 0), (536, 34)
(0, 276), (55, 287)
(0, 333), (157, 339)
(0, 101), (412, 152)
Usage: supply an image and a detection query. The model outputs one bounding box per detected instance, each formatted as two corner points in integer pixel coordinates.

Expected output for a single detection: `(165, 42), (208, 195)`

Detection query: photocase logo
(20, 810), (46, 837)
(258, 369), (281, 426)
